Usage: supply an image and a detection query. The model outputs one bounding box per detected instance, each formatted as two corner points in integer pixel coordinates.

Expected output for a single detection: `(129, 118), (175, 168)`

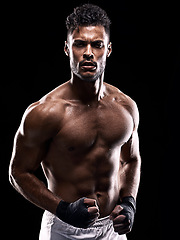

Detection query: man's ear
(107, 42), (112, 57)
(64, 41), (69, 56)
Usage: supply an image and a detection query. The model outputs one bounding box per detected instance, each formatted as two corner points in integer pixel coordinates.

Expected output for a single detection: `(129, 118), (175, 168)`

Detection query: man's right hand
(56, 197), (99, 228)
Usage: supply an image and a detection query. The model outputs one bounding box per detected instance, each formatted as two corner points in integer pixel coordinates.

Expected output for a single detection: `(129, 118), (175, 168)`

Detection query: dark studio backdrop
(2, 1), (179, 239)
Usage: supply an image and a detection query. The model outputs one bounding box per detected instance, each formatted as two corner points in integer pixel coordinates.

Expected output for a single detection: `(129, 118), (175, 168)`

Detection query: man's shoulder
(105, 82), (136, 106)
(19, 82), (70, 137)
(105, 82), (139, 128)
(27, 81), (70, 117)
(42, 81), (71, 101)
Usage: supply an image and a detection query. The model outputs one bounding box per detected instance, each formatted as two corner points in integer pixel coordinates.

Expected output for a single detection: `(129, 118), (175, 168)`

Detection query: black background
(2, 0), (179, 239)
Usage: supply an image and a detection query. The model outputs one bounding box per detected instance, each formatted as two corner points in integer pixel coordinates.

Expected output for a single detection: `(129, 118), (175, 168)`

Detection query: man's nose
(83, 44), (94, 60)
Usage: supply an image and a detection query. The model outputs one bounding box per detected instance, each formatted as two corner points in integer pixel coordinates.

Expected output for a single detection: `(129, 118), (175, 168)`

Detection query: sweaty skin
(9, 25), (141, 233)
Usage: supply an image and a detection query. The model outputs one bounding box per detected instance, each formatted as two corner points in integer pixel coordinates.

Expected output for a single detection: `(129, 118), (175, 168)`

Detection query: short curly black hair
(66, 4), (111, 37)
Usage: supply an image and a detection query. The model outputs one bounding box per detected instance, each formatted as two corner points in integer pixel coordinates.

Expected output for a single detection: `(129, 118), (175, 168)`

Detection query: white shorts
(39, 211), (127, 240)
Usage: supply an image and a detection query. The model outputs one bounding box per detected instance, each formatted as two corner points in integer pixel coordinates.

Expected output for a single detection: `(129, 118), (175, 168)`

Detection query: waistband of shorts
(89, 215), (112, 228)
(43, 211), (112, 229)
(94, 215), (110, 223)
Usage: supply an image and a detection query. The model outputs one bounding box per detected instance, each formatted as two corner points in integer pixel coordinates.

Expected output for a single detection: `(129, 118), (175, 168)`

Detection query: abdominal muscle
(43, 139), (123, 218)
(45, 163), (121, 218)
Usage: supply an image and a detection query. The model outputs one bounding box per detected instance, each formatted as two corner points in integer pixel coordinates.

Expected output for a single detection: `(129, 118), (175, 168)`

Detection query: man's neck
(69, 73), (105, 105)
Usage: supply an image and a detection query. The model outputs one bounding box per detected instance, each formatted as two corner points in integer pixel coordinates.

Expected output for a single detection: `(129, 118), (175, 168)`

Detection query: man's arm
(9, 102), (62, 214)
(120, 97), (141, 200)
(9, 101), (99, 227)
(110, 98), (141, 235)
(119, 128), (141, 200)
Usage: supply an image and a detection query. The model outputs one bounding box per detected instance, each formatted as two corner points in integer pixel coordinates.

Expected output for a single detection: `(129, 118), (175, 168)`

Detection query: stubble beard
(71, 62), (106, 82)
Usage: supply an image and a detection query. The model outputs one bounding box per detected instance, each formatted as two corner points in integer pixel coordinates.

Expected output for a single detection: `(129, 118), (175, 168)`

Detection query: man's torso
(34, 81), (134, 217)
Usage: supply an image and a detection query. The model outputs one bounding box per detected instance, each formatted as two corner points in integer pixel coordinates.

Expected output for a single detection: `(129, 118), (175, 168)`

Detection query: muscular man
(9, 4), (141, 240)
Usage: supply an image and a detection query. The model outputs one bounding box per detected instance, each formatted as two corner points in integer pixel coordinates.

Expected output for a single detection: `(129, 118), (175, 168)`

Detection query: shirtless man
(9, 4), (141, 240)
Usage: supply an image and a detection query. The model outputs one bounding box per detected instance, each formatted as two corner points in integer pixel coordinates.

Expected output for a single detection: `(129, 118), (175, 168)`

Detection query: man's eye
(92, 42), (104, 48)
(74, 42), (85, 47)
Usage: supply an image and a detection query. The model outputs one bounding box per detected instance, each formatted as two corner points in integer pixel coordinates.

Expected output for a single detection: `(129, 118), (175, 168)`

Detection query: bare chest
(53, 101), (134, 151)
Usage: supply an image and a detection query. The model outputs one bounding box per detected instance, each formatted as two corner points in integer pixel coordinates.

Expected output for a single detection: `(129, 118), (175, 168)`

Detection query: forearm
(9, 171), (60, 214)
(120, 157), (141, 200)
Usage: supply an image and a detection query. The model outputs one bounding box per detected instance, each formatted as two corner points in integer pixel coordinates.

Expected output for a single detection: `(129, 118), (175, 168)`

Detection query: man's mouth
(80, 61), (97, 71)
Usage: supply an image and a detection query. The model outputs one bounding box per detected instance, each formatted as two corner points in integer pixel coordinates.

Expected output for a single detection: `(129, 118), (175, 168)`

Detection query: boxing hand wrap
(56, 197), (92, 228)
(120, 196), (136, 230)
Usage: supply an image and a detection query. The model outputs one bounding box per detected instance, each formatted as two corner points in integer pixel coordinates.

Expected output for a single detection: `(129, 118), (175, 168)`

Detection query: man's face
(65, 25), (112, 81)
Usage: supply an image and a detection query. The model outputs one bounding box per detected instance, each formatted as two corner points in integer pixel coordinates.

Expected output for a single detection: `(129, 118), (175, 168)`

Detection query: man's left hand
(110, 196), (136, 235)
(110, 205), (131, 235)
